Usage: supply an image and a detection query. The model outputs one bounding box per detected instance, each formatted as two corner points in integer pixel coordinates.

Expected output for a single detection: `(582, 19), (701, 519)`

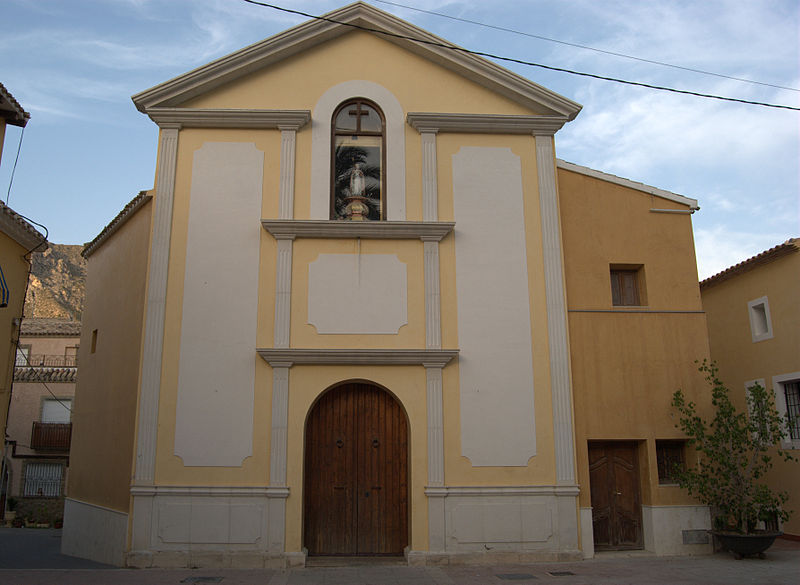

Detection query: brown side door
(588, 441), (643, 550)
(304, 383), (408, 555)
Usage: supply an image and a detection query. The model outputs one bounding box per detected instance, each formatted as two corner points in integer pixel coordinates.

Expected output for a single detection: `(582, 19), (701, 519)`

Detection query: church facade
(63, 3), (713, 567)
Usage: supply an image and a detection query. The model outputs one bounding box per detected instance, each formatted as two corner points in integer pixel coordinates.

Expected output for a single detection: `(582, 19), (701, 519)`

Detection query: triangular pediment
(132, 2), (581, 119)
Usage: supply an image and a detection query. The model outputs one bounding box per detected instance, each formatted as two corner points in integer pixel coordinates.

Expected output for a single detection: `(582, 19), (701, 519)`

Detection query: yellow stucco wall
(0, 231), (33, 462)
(701, 248), (800, 535)
(184, 31), (540, 118)
(68, 198), (153, 513)
(557, 167), (712, 508)
(144, 29), (564, 555)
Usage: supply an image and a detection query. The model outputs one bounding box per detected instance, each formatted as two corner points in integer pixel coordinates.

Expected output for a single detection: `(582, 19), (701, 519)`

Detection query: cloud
(694, 225), (791, 280)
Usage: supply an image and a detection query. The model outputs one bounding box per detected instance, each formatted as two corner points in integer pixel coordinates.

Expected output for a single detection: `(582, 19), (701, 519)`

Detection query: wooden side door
(588, 441), (643, 550)
(304, 383), (408, 555)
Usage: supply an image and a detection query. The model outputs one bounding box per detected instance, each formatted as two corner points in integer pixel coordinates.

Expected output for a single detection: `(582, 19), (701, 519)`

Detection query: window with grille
(23, 462), (63, 497)
(785, 381), (800, 441)
(656, 440), (685, 484)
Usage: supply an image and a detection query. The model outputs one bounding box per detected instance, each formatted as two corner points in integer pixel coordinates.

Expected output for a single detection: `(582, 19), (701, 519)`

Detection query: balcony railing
(18, 354), (78, 367)
(30, 422), (72, 451)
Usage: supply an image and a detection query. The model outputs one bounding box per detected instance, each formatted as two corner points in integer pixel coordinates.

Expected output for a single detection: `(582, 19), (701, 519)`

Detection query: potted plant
(4, 497), (17, 524)
(671, 360), (797, 558)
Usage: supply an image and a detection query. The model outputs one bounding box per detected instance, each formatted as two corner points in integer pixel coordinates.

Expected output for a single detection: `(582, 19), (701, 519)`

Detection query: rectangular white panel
(308, 254), (407, 334)
(175, 142), (263, 466)
(453, 146), (536, 466)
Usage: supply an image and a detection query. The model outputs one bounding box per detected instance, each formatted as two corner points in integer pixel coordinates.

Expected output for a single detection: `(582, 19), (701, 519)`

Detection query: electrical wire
(241, 0), (800, 112)
(372, 0), (799, 93)
(5, 126), (26, 205)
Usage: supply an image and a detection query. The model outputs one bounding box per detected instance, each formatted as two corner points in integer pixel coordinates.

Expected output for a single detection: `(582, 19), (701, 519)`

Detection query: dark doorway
(588, 441), (643, 550)
(303, 382), (409, 555)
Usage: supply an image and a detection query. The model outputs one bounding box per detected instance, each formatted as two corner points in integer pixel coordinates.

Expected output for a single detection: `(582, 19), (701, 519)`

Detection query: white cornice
(407, 113), (569, 135)
(261, 219), (454, 241)
(130, 485), (289, 498)
(257, 348), (458, 367)
(556, 159), (699, 210)
(424, 485), (580, 497)
(145, 108), (311, 129)
(131, 3), (581, 119)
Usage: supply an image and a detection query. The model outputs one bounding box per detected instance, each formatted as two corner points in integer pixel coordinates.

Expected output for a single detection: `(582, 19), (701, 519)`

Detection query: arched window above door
(331, 99), (385, 221)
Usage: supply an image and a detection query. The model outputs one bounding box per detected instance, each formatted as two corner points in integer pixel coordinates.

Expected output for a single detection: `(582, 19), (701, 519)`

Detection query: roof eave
(556, 159), (699, 210)
(132, 2), (581, 120)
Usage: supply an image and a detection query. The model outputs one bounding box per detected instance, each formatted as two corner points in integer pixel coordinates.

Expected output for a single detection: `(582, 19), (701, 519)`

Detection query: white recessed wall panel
(174, 142), (263, 467)
(453, 146), (536, 466)
(308, 254), (408, 334)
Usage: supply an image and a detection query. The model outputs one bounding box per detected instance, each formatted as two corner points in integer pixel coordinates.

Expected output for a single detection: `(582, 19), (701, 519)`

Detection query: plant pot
(712, 530), (782, 559)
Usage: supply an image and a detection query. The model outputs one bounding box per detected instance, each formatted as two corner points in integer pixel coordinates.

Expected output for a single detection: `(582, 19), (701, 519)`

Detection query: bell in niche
(343, 162), (370, 221)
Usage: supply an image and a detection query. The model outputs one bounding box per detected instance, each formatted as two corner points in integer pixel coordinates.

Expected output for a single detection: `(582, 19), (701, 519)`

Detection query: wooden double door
(588, 441), (643, 550)
(303, 382), (409, 555)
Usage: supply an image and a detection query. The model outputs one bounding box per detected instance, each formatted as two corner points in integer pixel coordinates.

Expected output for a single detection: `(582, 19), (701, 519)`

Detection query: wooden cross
(348, 103), (370, 130)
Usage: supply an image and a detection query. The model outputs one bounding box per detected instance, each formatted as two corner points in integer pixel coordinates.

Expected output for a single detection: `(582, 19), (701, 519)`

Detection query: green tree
(672, 360), (796, 534)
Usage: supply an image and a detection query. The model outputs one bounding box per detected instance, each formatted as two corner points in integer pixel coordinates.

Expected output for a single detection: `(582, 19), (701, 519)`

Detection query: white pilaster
(278, 128), (297, 219)
(426, 364), (445, 552)
(273, 237), (294, 348)
(269, 366), (290, 486)
(423, 240), (442, 350)
(425, 366), (444, 485)
(535, 134), (576, 485)
(135, 125), (179, 484)
(421, 130), (439, 222)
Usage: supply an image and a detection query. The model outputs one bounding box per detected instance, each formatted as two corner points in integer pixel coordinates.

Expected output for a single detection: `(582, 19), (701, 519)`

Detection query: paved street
(1, 527), (798, 584)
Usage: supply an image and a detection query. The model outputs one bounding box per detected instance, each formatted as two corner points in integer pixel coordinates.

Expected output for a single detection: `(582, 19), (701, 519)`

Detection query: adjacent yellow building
(700, 238), (800, 538)
(63, 3), (714, 567)
(0, 83), (48, 486)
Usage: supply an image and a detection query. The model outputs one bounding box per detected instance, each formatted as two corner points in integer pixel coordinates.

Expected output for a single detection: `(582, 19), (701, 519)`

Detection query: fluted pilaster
(535, 134), (576, 485)
(135, 126), (179, 483)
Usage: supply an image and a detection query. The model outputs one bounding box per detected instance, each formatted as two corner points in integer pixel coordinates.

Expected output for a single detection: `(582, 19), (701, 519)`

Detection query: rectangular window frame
(15, 344), (31, 366)
(610, 264), (647, 307)
(23, 461), (64, 498)
(747, 296), (773, 342)
(772, 372), (800, 450)
(656, 439), (685, 485)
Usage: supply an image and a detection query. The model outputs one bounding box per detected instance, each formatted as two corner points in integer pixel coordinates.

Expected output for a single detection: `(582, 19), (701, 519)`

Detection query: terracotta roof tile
(20, 318), (81, 337)
(0, 200), (48, 251)
(82, 191), (152, 258)
(0, 82), (30, 127)
(700, 238), (799, 289)
(14, 367), (77, 383)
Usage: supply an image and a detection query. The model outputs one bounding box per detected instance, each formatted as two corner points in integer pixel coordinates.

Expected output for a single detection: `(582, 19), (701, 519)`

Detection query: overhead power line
(373, 0), (799, 93)
(241, 0), (800, 112)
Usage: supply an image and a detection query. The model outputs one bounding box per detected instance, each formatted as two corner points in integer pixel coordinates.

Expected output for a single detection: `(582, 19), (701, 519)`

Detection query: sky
(0, 0), (797, 279)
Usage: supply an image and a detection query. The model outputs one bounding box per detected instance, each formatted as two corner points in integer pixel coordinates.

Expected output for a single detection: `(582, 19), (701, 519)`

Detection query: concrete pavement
(1, 527), (798, 584)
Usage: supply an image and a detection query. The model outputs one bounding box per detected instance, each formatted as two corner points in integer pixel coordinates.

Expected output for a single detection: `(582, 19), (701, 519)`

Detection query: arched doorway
(303, 381), (409, 555)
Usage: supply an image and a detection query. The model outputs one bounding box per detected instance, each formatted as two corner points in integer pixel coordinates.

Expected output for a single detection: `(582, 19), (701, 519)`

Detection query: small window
(15, 344), (31, 366)
(784, 381), (800, 442)
(23, 462), (63, 497)
(656, 440), (685, 485)
(91, 329), (98, 354)
(331, 99), (385, 221)
(610, 265), (645, 306)
(747, 296), (773, 342)
(65, 345), (79, 366)
(42, 399), (72, 423)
